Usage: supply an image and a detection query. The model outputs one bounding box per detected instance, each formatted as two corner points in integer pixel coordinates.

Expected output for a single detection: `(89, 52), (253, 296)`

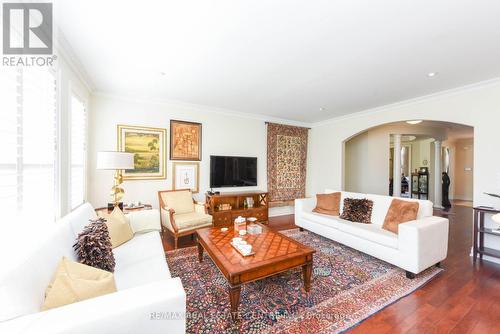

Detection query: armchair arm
(194, 202), (208, 214)
(0, 278), (186, 334)
(398, 216), (449, 274)
(160, 207), (178, 233)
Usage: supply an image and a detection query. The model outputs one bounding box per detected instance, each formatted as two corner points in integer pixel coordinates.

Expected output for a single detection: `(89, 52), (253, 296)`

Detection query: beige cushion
(161, 190), (194, 214)
(41, 257), (116, 311)
(170, 212), (212, 232)
(100, 207), (134, 248)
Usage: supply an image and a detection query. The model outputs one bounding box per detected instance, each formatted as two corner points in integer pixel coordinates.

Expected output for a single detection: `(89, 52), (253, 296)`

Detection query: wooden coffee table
(196, 224), (315, 320)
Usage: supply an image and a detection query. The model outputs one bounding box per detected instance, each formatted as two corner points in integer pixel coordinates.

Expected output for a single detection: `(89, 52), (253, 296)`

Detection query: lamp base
(107, 202), (124, 211)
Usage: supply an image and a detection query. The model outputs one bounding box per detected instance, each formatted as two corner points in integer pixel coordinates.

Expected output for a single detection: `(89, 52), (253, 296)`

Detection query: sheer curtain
(70, 95), (87, 210)
(0, 67), (57, 226)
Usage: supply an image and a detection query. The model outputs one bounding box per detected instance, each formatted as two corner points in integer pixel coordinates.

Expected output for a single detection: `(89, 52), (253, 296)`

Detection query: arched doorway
(343, 120), (474, 208)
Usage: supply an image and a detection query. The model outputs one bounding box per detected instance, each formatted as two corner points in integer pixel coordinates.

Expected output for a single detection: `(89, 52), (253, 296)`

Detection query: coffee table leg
(302, 262), (312, 292)
(197, 241), (203, 263)
(229, 284), (241, 320)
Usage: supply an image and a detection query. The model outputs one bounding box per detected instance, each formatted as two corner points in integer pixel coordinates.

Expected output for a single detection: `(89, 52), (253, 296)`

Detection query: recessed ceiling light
(319, 107), (325, 111)
(427, 72), (438, 77)
(406, 120), (423, 125)
(160, 71), (166, 76)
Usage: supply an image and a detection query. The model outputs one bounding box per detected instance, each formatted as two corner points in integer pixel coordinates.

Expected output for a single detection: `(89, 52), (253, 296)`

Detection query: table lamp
(97, 151), (134, 209)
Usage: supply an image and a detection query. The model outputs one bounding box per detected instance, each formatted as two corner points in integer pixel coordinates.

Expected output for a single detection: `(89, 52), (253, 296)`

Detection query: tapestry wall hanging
(267, 122), (309, 202)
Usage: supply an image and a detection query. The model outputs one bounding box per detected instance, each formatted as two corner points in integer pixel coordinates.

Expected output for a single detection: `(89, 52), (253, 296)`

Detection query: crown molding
(312, 77), (500, 127)
(91, 91), (312, 128)
(54, 28), (95, 93)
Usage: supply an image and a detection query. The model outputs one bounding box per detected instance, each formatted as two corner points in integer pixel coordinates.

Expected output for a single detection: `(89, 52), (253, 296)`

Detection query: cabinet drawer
(212, 212), (232, 227)
(252, 208), (268, 222)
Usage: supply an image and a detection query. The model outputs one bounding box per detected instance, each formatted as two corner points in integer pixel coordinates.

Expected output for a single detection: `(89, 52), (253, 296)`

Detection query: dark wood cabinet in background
(206, 191), (269, 227)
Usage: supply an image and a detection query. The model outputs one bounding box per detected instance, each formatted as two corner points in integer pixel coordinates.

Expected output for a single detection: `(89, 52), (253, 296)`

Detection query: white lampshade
(96, 151), (134, 170)
(492, 213), (500, 225)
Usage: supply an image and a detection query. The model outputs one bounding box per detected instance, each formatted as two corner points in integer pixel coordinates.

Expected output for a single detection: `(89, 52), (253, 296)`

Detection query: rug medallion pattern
(165, 229), (442, 334)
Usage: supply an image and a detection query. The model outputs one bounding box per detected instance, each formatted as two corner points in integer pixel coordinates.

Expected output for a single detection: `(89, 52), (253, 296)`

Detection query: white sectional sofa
(295, 190), (449, 277)
(0, 203), (186, 334)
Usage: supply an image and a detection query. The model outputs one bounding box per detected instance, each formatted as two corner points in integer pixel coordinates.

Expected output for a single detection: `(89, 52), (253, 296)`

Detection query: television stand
(206, 191), (269, 227)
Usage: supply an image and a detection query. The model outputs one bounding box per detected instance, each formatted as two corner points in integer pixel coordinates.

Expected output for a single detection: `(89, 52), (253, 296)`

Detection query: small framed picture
(170, 120), (202, 161)
(173, 162), (200, 193)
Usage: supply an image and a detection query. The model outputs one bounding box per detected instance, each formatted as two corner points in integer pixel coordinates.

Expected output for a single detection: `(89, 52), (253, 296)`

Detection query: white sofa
(295, 190), (449, 277)
(0, 203), (186, 334)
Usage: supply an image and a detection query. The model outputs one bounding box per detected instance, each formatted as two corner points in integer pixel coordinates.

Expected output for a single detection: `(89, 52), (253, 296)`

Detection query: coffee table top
(196, 224), (315, 276)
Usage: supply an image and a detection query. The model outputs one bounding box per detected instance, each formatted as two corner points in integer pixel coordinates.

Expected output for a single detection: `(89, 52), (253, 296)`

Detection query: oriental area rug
(165, 229), (442, 334)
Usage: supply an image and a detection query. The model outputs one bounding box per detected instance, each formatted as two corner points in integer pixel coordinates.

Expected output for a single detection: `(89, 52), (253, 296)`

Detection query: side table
(473, 206), (500, 261)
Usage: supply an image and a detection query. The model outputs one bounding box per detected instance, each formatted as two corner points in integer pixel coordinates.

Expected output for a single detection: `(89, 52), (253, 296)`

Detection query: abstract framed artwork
(170, 120), (202, 161)
(172, 162), (199, 193)
(117, 124), (166, 180)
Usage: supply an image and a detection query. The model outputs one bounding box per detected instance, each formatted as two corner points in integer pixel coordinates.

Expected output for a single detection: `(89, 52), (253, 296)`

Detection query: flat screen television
(210, 156), (257, 188)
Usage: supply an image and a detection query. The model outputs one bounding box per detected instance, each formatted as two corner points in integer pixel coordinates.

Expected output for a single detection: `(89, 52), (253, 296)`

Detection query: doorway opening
(343, 121), (474, 208)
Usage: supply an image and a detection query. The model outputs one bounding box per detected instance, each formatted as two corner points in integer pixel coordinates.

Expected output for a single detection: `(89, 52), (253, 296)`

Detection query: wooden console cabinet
(206, 191), (269, 227)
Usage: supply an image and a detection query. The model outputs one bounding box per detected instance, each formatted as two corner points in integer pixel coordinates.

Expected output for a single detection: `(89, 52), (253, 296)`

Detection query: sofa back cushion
(324, 190), (434, 226)
(160, 190), (194, 215)
(61, 202), (98, 238)
(0, 203), (97, 321)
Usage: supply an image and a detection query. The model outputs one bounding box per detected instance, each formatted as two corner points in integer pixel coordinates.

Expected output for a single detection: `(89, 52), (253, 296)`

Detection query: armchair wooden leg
(174, 236), (178, 249)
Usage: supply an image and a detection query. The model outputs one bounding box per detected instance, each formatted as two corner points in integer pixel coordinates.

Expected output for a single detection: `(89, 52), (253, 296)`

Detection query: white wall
(308, 79), (500, 262)
(87, 94), (305, 214)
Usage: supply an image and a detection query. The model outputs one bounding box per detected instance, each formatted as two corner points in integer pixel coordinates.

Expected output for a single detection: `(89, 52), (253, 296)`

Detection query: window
(0, 67), (57, 223)
(70, 95), (87, 209)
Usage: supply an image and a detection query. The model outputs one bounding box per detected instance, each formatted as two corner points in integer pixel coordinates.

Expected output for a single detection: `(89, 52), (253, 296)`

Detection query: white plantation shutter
(70, 95), (86, 209)
(0, 67), (57, 223)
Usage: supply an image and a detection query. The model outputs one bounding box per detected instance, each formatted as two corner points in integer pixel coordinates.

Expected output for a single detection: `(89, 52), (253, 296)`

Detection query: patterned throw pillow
(340, 198), (374, 224)
(73, 218), (115, 272)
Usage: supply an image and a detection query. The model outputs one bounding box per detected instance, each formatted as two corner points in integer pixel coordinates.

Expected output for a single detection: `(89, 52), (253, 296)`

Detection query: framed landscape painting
(170, 120), (202, 161)
(173, 162), (199, 193)
(117, 125), (166, 180)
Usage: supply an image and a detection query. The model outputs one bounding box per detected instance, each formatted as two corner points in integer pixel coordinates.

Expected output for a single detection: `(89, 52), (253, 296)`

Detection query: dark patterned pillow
(73, 218), (115, 272)
(340, 198), (374, 224)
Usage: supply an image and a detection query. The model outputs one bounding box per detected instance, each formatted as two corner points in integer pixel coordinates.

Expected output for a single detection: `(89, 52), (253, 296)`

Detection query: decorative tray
(230, 242), (255, 257)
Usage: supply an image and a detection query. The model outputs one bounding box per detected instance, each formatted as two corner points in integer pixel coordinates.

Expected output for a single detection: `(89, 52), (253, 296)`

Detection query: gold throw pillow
(100, 207), (134, 248)
(41, 257), (117, 311)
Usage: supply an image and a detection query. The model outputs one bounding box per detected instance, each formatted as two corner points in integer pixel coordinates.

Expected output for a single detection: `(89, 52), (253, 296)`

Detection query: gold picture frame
(172, 162), (200, 193)
(170, 120), (202, 161)
(117, 124), (166, 180)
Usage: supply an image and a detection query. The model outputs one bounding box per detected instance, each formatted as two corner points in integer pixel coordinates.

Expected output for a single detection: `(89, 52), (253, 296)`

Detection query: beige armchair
(158, 189), (213, 249)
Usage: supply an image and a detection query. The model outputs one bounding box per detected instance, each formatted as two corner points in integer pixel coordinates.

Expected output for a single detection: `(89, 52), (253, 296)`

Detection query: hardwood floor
(161, 205), (500, 333)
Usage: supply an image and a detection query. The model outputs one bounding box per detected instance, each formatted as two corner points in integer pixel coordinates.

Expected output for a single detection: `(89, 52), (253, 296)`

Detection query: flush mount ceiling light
(406, 120), (423, 125)
(427, 72), (438, 77)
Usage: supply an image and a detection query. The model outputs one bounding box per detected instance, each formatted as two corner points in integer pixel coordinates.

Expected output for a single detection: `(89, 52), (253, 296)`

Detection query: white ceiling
(55, 0), (500, 122)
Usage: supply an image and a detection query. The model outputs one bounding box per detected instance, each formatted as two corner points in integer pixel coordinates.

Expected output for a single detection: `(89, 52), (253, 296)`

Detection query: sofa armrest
(0, 278), (186, 334)
(294, 197), (316, 215)
(126, 209), (161, 233)
(398, 216), (449, 274)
